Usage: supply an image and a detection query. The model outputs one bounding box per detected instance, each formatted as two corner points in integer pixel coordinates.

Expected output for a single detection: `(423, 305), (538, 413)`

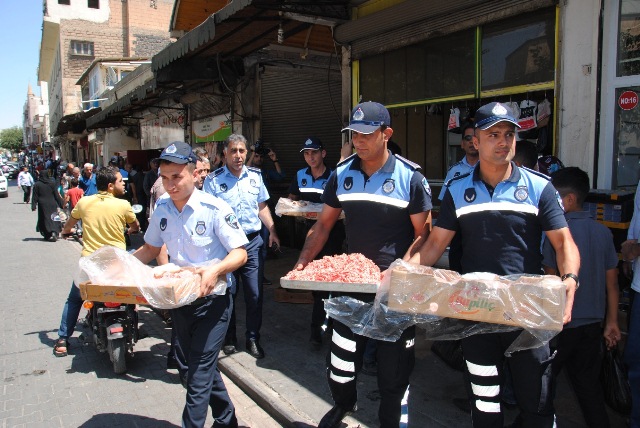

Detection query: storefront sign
(192, 114), (231, 143)
(140, 114), (185, 150)
(619, 91), (638, 110)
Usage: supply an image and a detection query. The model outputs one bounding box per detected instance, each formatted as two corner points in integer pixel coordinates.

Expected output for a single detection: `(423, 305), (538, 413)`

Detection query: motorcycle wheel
(108, 338), (127, 374)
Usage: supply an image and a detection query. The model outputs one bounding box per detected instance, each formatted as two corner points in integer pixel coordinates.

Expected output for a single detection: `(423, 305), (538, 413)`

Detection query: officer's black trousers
(326, 320), (415, 428)
(172, 293), (237, 428)
(461, 330), (555, 428)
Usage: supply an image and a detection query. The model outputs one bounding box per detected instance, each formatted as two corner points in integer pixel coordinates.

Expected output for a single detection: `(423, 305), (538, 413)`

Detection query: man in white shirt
(17, 166), (35, 204)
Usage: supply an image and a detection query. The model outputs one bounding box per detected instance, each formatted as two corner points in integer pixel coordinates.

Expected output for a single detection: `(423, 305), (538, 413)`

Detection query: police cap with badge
(159, 141), (198, 164)
(342, 101), (391, 134)
(473, 102), (521, 130)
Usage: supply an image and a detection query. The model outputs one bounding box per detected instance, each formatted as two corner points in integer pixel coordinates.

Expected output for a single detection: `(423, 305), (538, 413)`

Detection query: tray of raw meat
(281, 253), (380, 293)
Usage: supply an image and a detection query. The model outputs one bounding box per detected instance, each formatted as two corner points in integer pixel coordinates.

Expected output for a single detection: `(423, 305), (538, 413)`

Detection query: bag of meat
(275, 197), (345, 220)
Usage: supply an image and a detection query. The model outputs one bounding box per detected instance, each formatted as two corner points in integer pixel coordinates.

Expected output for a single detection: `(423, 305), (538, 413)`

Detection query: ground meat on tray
(284, 253), (381, 284)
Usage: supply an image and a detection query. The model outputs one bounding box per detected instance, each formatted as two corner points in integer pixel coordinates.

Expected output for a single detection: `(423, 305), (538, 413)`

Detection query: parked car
(5, 161), (19, 179)
(0, 171), (8, 198)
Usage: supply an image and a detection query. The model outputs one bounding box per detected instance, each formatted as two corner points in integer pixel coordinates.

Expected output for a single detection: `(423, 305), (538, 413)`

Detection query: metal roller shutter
(260, 66), (342, 196)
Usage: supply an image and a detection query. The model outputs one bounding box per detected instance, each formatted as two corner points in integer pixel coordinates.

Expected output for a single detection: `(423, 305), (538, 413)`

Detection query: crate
(584, 190), (635, 223)
(273, 287), (314, 304)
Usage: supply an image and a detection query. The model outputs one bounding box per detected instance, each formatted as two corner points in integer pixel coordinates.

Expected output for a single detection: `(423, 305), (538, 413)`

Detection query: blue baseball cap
(474, 102), (521, 130)
(341, 101), (391, 134)
(159, 141), (198, 164)
(300, 137), (323, 152)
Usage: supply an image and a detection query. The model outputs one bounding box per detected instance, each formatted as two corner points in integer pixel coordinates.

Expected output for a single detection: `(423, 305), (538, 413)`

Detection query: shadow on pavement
(78, 413), (179, 427)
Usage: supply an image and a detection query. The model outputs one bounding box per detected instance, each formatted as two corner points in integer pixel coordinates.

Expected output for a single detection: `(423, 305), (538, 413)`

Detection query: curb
(218, 355), (317, 428)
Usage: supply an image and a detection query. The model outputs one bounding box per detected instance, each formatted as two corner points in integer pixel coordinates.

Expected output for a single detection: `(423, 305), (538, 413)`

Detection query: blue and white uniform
(288, 166), (331, 204)
(145, 189), (248, 428)
(438, 156), (476, 200)
(321, 152), (432, 428)
(437, 162), (567, 428)
(203, 165), (268, 342)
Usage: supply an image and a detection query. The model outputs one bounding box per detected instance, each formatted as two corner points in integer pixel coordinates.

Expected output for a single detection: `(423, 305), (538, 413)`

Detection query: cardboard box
(388, 268), (565, 331)
(80, 282), (150, 305)
(273, 287), (314, 304)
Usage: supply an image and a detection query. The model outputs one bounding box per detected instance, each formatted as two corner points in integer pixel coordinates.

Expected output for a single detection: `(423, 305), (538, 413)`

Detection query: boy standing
(542, 167), (621, 427)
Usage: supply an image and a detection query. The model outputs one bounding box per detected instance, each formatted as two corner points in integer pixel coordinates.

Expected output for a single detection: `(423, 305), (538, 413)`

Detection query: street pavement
(0, 178), (630, 427)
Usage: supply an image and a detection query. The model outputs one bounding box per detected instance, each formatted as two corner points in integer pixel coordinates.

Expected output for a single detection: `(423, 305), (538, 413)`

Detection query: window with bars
(70, 40), (94, 57)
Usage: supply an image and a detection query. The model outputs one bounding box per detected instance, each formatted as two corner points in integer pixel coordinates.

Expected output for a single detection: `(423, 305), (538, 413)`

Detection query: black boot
(318, 404), (356, 428)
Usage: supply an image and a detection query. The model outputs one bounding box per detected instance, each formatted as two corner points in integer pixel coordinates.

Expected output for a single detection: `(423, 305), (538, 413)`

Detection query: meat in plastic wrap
(275, 197), (345, 220)
(77, 246), (227, 309)
(324, 259), (566, 354)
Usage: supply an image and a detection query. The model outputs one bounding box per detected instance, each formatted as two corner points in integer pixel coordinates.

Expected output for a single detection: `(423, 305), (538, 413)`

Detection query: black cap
(159, 142), (197, 164)
(341, 101), (391, 134)
(299, 137), (323, 152)
(474, 102), (521, 130)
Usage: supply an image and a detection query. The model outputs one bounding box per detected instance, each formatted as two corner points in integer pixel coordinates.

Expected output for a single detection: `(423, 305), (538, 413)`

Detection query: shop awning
(86, 80), (163, 130)
(55, 108), (102, 136)
(152, 0), (351, 72)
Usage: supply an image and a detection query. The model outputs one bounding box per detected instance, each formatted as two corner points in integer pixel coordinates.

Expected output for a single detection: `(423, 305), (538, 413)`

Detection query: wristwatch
(561, 273), (579, 290)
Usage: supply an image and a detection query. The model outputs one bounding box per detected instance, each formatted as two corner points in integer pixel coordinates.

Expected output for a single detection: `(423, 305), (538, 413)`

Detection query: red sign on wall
(619, 90), (639, 110)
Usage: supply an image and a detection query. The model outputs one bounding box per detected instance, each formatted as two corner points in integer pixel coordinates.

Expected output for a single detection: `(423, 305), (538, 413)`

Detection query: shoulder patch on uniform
(521, 166), (551, 181)
(395, 154), (421, 170)
(447, 171), (471, 187)
(337, 153), (357, 167)
(247, 166), (262, 173)
(213, 167), (225, 177)
(446, 161), (463, 172)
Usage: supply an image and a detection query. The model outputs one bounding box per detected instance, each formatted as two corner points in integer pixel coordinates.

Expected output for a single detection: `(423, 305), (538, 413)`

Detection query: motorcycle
(75, 204), (145, 374)
(81, 300), (139, 374)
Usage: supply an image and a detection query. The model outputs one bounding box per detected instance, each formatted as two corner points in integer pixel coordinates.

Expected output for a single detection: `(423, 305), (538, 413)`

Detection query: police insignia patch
(454, 172), (460, 178)
(165, 144), (177, 153)
(421, 177), (431, 196)
(464, 188), (476, 203)
(301, 178), (307, 187)
(514, 186), (529, 202)
(353, 107), (365, 121)
(195, 221), (206, 235)
(344, 177), (353, 191)
(220, 183), (228, 192)
(225, 213), (240, 229)
(250, 179), (257, 187)
(160, 218), (167, 231)
(382, 179), (395, 194)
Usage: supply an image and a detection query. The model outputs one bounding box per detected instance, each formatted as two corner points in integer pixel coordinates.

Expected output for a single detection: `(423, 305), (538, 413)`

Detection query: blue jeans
(625, 289), (640, 428)
(58, 282), (83, 339)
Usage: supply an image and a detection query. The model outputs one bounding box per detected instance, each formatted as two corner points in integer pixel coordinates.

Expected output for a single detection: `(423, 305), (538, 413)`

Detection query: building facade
(22, 83), (50, 152)
(37, 0), (173, 163)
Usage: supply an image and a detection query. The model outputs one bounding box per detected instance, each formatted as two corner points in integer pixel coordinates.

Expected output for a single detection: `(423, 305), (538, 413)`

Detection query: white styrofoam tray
(280, 278), (378, 293)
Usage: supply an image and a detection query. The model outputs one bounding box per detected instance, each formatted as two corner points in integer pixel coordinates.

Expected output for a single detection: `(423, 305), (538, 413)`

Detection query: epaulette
(521, 166), (551, 181)
(395, 154), (421, 170)
(212, 167), (225, 177)
(156, 194), (170, 205)
(446, 160), (463, 172)
(337, 153), (357, 167)
(446, 171), (472, 187)
(247, 166), (262, 173)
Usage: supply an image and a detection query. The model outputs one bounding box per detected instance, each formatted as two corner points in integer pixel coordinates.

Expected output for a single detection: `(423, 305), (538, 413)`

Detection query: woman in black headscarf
(31, 170), (64, 241)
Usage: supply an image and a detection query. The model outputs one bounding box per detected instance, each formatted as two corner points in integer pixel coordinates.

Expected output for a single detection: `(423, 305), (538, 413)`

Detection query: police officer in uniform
(439, 119), (478, 200)
(203, 134), (280, 359)
(409, 102), (580, 428)
(133, 141), (248, 428)
(294, 102), (433, 428)
(287, 137), (345, 347)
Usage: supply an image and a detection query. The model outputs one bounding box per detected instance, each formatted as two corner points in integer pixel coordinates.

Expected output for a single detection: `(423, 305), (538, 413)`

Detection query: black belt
(246, 231), (260, 241)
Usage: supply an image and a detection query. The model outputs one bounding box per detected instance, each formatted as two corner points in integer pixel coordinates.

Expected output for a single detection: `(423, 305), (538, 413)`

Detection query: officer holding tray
(294, 102), (432, 428)
(133, 141), (248, 428)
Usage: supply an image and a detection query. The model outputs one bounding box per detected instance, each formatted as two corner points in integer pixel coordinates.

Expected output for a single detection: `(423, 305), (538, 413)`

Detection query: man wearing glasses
(438, 119), (478, 200)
